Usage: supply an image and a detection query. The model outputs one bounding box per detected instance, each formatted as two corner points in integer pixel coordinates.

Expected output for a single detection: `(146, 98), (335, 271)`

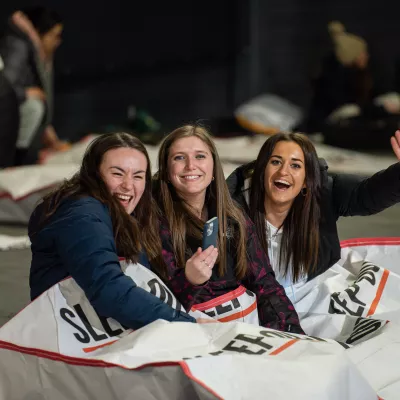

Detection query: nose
(121, 175), (134, 191)
(279, 162), (290, 175)
(185, 156), (196, 170)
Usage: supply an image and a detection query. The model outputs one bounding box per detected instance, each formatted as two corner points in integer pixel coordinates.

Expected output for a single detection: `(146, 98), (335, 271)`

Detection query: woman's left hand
(391, 130), (400, 161)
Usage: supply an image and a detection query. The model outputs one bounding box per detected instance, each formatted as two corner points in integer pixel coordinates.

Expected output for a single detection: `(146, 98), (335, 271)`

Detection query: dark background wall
(256, 0), (400, 107)
(1, 0), (399, 139)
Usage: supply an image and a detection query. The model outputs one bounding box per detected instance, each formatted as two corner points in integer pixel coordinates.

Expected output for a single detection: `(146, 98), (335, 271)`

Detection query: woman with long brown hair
(28, 132), (197, 329)
(227, 131), (400, 303)
(154, 124), (303, 333)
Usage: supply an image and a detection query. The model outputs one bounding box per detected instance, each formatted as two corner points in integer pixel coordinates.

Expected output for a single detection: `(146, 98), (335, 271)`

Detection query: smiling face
(167, 136), (214, 203)
(264, 140), (306, 209)
(99, 147), (147, 214)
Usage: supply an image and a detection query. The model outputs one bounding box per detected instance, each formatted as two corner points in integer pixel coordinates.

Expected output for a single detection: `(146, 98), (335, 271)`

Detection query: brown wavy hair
(249, 132), (321, 281)
(154, 124), (248, 279)
(39, 133), (162, 263)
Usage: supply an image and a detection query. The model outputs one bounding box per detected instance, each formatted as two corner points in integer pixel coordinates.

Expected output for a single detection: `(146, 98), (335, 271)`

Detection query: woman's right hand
(185, 246), (218, 285)
(26, 87), (46, 101)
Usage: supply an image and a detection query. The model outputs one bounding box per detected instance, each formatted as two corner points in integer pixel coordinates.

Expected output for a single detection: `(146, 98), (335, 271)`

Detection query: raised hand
(390, 130), (400, 161)
(185, 245), (218, 285)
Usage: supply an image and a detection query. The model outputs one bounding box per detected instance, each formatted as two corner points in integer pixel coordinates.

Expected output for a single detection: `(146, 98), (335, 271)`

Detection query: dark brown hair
(155, 124), (248, 279)
(40, 132), (162, 263)
(249, 132), (321, 281)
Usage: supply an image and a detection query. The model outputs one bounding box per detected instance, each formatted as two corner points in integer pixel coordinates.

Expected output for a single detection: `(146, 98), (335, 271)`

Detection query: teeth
(183, 176), (200, 180)
(115, 194), (131, 201)
(275, 180), (291, 186)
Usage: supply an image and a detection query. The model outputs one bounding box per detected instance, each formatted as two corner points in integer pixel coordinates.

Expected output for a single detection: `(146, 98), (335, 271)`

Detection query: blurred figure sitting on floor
(0, 7), (70, 167)
(0, 58), (19, 168)
(303, 21), (400, 149)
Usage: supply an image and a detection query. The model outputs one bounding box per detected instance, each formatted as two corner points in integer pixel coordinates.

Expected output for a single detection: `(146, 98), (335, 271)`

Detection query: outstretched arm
(331, 132), (400, 218)
(55, 201), (195, 330)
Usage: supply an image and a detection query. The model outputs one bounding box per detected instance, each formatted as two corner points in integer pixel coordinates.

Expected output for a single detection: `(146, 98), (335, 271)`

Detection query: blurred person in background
(0, 61), (19, 168)
(303, 21), (400, 149)
(0, 6), (69, 167)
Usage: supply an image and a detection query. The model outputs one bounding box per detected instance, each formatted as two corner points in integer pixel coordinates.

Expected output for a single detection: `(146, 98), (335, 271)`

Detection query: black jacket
(226, 159), (400, 281)
(0, 72), (19, 167)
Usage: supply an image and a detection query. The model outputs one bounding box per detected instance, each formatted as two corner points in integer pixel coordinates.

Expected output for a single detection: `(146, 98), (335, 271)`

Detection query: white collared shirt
(266, 220), (308, 303)
(242, 178), (307, 303)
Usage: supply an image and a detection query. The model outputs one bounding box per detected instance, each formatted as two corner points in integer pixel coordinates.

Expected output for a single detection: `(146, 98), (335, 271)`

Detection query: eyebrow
(270, 155), (304, 163)
(109, 166), (146, 174)
(170, 149), (209, 157)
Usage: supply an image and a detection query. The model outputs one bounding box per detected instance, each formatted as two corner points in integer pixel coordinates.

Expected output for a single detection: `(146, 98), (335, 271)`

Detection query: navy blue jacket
(28, 196), (195, 329)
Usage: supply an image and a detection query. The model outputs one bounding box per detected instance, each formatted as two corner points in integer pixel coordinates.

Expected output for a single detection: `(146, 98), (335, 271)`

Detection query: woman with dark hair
(226, 131), (400, 303)
(28, 133), (198, 330)
(153, 124), (304, 333)
(0, 7), (67, 166)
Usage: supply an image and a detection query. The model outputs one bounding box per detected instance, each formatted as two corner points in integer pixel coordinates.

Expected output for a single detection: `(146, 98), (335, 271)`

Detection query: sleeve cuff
(169, 268), (209, 311)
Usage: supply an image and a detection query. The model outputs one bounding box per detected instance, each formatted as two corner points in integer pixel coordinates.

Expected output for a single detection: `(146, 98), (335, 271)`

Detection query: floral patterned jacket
(159, 217), (304, 334)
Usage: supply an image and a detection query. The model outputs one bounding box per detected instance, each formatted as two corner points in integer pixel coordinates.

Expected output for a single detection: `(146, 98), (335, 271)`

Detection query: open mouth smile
(115, 193), (133, 205)
(181, 175), (201, 181)
(273, 179), (292, 191)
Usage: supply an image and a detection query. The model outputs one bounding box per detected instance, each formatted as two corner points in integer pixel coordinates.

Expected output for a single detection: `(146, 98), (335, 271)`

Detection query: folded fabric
(0, 234), (30, 251)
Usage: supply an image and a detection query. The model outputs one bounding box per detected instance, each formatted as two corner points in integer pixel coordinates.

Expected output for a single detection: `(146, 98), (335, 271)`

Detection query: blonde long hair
(155, 124), (248, 279)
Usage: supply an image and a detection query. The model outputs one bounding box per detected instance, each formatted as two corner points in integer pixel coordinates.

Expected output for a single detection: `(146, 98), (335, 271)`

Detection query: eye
(173, 155), (184, 161)
(196, 154), (206, 159)
(270, 159), (281, 166)
(134, 175), (145, 180)
(112, 172), (123, 176)
(291, 163), (301, 169)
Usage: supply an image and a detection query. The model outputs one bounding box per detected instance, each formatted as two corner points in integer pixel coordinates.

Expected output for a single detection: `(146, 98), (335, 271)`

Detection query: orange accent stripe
(180, 362), (224, 400)
(269, 339), (298, 356)
(0, 340), (224, 399)
(217, 301), (257, 322)
(367, 269), (390, 316)
(340, 237), (400, 248)
(191, 286), (247, 311)
(83, 340), (118, 353)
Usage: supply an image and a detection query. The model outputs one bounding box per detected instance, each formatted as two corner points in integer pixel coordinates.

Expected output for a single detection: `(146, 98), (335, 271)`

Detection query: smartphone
(202, 217), (218, 250)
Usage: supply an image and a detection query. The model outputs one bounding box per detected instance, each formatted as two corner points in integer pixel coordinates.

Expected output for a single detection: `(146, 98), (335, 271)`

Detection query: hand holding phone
(184, 217), (219, 286)
(185, 245), (219, 285)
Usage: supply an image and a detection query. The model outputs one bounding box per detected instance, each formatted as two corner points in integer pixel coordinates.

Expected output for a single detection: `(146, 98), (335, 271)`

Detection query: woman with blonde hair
(153, 124), (303, 333)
